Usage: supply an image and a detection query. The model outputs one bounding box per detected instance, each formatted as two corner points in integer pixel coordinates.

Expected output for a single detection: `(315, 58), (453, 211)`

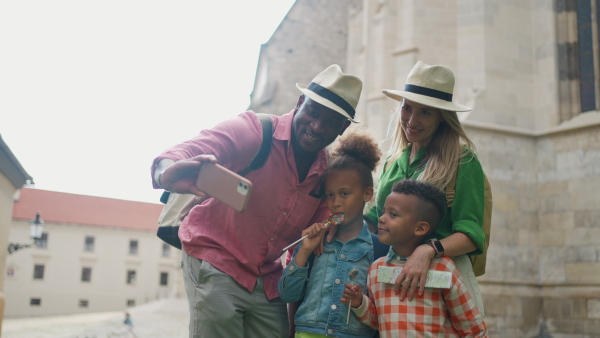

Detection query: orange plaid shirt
(353, 251), (487, 337)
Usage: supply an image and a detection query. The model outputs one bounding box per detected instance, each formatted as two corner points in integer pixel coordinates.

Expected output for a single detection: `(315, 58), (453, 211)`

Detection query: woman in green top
(365, 61), (487, 315)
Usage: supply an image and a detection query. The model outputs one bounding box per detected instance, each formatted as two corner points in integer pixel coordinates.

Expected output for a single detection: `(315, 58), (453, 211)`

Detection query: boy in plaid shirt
(342, 180), (487, 337)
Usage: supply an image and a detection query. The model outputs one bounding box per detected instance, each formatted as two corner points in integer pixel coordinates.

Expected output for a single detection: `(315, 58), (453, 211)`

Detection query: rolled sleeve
(450, 154), (487, 255)
(150, 111), (263, 188)
(278, 248), (310, 303)
(364, 205), (380, 227)
(352, 294), (371, 317)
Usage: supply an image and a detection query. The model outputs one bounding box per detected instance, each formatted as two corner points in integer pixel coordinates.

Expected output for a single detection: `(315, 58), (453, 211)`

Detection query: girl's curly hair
(326, 129), (382, 188)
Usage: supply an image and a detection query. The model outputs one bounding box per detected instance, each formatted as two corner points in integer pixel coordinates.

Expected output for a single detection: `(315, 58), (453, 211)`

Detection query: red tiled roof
(12, 187), (164, 231)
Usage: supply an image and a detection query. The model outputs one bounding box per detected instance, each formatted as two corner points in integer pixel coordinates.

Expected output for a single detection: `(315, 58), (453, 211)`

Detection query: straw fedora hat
(382, 61), (471, 112)
(296, 64), (363, 122)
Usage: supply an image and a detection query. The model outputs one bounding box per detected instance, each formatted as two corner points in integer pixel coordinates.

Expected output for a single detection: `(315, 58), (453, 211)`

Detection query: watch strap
(425, 238), (444, 258)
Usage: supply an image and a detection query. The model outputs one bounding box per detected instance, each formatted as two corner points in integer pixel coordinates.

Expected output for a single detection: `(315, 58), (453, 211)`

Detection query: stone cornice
(463, 111), (600, 137)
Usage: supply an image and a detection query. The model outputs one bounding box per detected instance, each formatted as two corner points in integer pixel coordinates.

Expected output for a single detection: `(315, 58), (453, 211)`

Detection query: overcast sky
(0, 0), (295, 204)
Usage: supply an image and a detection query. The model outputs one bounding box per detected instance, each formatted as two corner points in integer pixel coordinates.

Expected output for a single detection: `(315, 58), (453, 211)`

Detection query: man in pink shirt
(151, 64), (362, 338)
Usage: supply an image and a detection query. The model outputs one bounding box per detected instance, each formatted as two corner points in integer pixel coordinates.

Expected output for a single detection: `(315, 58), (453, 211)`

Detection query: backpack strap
(238, 113), (273, 177)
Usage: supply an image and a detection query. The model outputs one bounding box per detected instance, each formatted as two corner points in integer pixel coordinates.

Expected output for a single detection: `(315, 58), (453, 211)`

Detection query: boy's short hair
(391, 180), (446, 233)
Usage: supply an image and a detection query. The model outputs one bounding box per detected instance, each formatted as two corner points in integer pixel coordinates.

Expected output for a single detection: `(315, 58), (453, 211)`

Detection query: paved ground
(2, 298), (189, 338)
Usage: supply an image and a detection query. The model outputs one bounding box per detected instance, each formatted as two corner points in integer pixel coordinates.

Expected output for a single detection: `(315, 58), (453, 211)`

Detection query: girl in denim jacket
(278, 130), (382, 338)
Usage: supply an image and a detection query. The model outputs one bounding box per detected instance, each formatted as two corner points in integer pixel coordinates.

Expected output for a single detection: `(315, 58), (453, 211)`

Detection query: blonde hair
(386, 103), (476, 190)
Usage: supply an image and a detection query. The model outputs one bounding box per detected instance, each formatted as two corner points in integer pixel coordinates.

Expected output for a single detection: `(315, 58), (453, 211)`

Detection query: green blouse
(365, 145), (486, 256)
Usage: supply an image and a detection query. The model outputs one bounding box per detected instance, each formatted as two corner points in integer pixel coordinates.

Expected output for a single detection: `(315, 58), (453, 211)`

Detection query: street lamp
(8, 212), (44, 255)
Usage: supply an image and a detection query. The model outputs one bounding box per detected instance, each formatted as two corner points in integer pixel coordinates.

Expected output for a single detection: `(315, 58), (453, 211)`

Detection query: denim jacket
(278, 222), (376, 338)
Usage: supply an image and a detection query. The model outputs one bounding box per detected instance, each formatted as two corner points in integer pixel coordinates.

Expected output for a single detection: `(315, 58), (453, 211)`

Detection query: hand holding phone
(195, 162), (253, 212)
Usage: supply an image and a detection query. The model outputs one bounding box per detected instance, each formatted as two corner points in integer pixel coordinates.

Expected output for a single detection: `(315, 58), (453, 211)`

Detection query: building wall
(4, 188), (184, 318)
(344, 0), (600, 336)
(0, 135), (33, 332)
(5, 218), (182, 317)
(248, 0), (349, 116)
(0, 175), (18, 331)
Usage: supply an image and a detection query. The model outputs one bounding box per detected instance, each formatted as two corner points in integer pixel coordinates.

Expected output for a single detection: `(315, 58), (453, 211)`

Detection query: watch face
(433, 240), (444, 252)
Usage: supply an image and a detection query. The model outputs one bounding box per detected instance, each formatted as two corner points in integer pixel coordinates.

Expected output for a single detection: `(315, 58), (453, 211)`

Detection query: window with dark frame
(162, 243), (170, 257)
(556, 0), (600, 120)
(84, 236), (95, 252)
(35, 233), (48, 248)
(127, 299), (136, 307)
(126, 270), (136, 284)
(33, 264), (44, 280)
(160, 272), (168, 286)
(30, 298), (41, 306)
(129, 240), (138, 255)
(81, 267), (92, 282)
(79, 299), (89, 308)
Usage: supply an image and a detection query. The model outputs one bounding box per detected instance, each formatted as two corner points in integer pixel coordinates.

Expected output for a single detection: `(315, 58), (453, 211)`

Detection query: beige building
(5, 187), (183, 317)
(251, 0), (600, 336)
(0, 135), (33, 332)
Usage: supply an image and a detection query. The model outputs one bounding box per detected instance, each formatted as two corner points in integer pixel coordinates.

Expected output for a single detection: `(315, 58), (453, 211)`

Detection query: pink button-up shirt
(152, 111), (330, 300)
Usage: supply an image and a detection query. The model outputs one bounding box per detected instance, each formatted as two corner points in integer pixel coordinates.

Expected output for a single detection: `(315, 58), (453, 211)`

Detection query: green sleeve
(366, 148), (425, 226)
(450, 154), (487, 256)
(364, 204), (381, 227)
(365, 158), (406, 226)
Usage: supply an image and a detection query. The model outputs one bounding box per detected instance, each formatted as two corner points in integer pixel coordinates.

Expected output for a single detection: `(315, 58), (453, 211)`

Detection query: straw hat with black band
(296, 64), (363, 123)
(382, 61), (471, 112)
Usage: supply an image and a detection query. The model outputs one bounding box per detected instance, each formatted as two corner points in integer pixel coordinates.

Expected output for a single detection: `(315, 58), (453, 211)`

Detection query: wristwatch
(425, 238), (444, 258)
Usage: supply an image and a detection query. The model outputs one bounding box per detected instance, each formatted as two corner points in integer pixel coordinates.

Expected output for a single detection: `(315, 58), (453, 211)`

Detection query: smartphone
(195, 162), (253, 212)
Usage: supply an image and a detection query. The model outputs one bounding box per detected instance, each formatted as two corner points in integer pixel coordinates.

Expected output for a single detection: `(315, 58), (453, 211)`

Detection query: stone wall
(346, 1), (600, 336)
(248, 0), (349, 116)
(253, 0), (600, 336)
(464, 119), (600, 338)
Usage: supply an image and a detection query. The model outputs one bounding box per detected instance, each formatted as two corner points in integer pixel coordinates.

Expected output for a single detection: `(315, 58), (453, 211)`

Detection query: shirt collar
(402, 144), (429, 157)
(357, 220), (374, 243)
(385, 246), (409, 263)
(331, 220), (373, 245)
(274, 109), (329, 177)
(272, 110), (295, 142)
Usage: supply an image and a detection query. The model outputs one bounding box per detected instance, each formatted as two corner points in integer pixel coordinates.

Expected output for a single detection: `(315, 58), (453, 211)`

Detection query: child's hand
(299, 223), (327, 253)
(341, 283), (363, 308)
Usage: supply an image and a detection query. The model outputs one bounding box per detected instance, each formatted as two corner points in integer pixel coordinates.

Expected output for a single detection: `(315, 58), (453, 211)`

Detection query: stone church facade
(251, 0), (600, 336)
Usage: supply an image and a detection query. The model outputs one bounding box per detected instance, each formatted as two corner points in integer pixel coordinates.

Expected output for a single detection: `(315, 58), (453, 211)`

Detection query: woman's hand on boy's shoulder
(394, 244), (436, 300)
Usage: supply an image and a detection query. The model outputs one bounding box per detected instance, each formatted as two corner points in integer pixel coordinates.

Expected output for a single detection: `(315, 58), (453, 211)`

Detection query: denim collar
(385, 246), (409, 263)
(357, 220), (374, 244)
(328, 220), (374, 246)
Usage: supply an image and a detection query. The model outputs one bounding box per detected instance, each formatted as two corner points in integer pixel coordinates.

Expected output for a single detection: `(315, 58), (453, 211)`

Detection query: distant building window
(127, 299), (135, 307)
(556, 0), (600, 120)
(30, 298), (41, 306)
(127, 270), (136, 284)
(35, 233), (48, 248)
(79, 299), (89, 308)
(6, 267), (15, 279)
(84, 236), (95, 252)
(81, 267), (92, 282)
(162, 243), (170, 257)
(129, 240), (138, 255)
(33, 264), (45, 280)
(160, 272), (169, 286)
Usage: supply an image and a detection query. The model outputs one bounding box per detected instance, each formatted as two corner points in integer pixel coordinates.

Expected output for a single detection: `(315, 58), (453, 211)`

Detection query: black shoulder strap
(238, 113), (273, 177)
